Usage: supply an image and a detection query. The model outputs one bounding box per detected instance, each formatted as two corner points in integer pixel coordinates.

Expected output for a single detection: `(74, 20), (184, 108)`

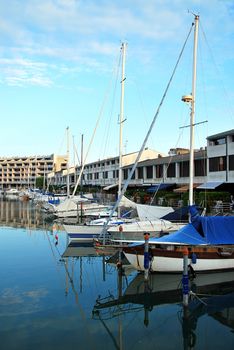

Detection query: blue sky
(0, 0), (234, 163)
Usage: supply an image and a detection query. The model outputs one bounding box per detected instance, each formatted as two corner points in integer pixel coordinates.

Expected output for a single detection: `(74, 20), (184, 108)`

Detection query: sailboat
(46, 128), (112, 219)
(123, 15), (234, 273)
(63, 43), (183, 242)
(63, 43), (137, 241)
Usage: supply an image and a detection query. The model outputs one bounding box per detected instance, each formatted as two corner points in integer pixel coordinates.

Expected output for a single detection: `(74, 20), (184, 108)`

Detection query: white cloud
(0, 0), (233, 87)
(0, 58), (54, 87)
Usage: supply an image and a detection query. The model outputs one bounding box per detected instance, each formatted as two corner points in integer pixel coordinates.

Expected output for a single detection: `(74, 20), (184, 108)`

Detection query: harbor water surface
(0, 200), (234, 350)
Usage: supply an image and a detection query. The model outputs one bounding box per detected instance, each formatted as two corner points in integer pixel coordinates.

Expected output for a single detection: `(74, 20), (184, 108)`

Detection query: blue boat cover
(146, 183), (175, 193)
(161, 205), (201, 222)
(147, 205), (234, 246)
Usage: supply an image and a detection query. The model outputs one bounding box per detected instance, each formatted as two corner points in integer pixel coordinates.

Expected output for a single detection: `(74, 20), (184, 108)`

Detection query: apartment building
(48, 149), (164, 189)
(0, 154), (67, 190)
(46, 129), (234, 194)
(206, 130), (234, 183)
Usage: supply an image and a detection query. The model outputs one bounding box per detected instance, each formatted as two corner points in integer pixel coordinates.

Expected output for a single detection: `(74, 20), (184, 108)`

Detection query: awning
(146, 183), (175, 193)
(103, 183), (118, 191)
(173, 184), (200, 193)
(197, 181), (224, 190)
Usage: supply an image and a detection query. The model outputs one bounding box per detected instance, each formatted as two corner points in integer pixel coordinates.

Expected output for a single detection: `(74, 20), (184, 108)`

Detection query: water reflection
(0, 200), (50, 229)
(92, 268), (234, 349)
(60, 239), (234, 349)
(1, 214), (233, 350)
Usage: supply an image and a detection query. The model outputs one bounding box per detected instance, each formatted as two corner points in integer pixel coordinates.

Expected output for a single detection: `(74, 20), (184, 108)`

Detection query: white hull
(63, 218), (130, 242)
(108, 220), (184, 240)
(124, 252), (234, 273)
(64, 224), (104, 241)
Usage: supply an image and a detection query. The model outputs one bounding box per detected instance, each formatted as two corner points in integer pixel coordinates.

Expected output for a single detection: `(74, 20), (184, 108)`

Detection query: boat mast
(80, 133), (84, 195)
(66, 126), (70, 197)
(118, 42), (126, 218)
(189, 15), (199, 206)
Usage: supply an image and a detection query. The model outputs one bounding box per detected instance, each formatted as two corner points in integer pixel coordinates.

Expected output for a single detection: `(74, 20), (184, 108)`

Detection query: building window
(103, 171), (108, 179)
(129, 168), (135, 179)
(194, 159), (207, 176)
(209, 137), (226, 146)
(138, 167), (144, 179)
(123, 169), (128, 180)
(155, 164), (163, 178)
(146, 166), (153, 179)
(209, 156), (227, 172)
(229, 155), (234, 170)
(94, 173), (99, 179)
(167, 163), (175, 178)
(179, 161), (189, 177)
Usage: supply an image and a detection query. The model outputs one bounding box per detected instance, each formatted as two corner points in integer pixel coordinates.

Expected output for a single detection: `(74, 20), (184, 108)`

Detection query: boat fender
(119, 225), (123, 233)
(191, 252), (197, 264)
(144, 251), (150, 269)
(182, 274), (189, 295)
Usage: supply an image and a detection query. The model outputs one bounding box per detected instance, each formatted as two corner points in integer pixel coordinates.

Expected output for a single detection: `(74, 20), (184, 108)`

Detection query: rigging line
(72, 53), (121, 196)
(57, 128), (66, 157)
(102, 22), (194, 234)
(96, 313), (120, 350)
(150, 126), (189, 205)
(73, 136), (81, 166)
(199, 20), (234, 122)
(54, 248), (97, 348)
(101, 49), (122, 160)
(44, 230), (64, 286)
(197, 30), (209, 126)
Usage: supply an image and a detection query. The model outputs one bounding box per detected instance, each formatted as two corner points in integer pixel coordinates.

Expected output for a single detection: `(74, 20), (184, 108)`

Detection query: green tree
(35, 177), (46, 189)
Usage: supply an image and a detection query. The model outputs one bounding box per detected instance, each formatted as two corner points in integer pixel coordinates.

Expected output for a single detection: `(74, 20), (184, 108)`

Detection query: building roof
(123, 149), (206, 168)
(207, 129), (234, 140)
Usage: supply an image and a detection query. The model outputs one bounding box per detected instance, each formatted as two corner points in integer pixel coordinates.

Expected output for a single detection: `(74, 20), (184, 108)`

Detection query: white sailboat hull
(124, 252), (234, 273)
(63, 218), (132, 242)
(108, 220), (184, 241)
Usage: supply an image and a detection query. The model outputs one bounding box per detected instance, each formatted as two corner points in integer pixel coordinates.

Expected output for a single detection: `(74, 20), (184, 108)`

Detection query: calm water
(0, 200), (234, 350)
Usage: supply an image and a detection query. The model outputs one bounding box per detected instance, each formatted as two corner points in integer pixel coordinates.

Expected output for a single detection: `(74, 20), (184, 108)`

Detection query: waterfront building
(2, 130), (233, 194)
(47, 129), (233, 194)
(205, 130), (234, 184)
(47, 148), (164, 189)
(0, 154), (67, 190)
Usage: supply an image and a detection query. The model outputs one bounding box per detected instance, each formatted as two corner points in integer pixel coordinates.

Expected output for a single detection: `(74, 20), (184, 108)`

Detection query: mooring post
(144, 232), (150, 281)
(182, 247), (189, 306)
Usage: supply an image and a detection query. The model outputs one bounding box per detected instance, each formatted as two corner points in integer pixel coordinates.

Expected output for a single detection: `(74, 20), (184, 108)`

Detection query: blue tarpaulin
(146, 183), (175, 193)
(148, 205), (234, 246)
(161, 206), (202, 221)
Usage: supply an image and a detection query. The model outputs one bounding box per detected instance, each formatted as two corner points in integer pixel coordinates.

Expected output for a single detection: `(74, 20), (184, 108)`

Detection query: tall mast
(189, 15), (199, 206)
(66, 126), (70, 197)
(80, 133), (84, 194)
(118, 42), (126, 218)
(73, 135), (76, 185)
